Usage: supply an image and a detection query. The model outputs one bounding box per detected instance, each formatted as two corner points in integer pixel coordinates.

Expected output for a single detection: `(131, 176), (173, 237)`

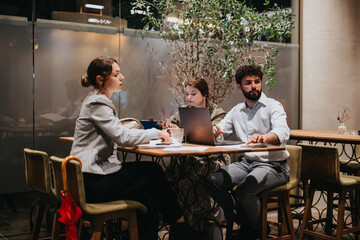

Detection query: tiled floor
(0, 191), (357, 240)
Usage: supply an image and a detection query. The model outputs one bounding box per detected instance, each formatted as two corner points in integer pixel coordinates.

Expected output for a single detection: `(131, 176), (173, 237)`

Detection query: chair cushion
(340, 160), (360, 170)
(266, 178), (298, 193)
(339, 175), (360, 186)
(84, 200), (147, 215)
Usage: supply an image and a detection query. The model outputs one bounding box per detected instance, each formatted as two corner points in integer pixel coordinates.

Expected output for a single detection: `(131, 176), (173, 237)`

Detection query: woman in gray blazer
(70, 57), (184, 240)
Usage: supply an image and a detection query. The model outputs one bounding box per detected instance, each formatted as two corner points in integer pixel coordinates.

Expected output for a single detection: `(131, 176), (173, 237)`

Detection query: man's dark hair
(235, 65), (263, 85)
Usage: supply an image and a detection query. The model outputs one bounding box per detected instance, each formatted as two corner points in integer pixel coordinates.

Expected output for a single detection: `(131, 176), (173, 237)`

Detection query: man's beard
(242, 89), (262, 101)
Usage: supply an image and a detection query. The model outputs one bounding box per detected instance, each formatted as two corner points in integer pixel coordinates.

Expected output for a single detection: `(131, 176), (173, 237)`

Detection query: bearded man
(205, 65), (290, 240)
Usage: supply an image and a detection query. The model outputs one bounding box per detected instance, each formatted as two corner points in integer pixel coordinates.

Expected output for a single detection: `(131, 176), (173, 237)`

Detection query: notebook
(178, 107), (244, 146)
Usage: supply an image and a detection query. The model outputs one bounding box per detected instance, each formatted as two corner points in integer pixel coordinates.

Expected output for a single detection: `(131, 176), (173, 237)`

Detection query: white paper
(163, 146), (209, 151)
(137, 139), (182, 148)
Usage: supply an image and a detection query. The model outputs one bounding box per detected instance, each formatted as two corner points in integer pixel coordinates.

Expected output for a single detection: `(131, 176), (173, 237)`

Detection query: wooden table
(60, 136), (284, 156)
(116, 142), (285, 238)
(117, 143), (284, 164)
(290, 129), (360, 144)
(290, 129), (360, 168)
(61, 136), (284, 162)
(60, 136), (285, 237)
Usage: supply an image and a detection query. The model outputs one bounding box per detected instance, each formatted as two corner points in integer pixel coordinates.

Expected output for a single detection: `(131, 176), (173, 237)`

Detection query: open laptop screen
(178, 107), (217, 145)
(178, 107), (247, 146)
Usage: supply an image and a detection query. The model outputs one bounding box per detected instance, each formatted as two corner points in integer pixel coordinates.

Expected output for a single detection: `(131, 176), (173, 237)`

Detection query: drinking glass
(169, 128), (184, 143)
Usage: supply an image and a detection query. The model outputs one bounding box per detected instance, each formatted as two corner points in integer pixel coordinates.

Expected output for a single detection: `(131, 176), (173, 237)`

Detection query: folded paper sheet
(137, 139), (182, 148)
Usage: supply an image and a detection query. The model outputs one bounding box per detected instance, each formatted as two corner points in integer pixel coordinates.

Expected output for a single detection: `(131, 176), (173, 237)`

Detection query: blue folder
(140, 120), (162, 130)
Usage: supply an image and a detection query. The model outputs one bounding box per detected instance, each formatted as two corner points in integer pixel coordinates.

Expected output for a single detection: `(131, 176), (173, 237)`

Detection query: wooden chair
(50, 155), (147, 240)
(340, 144), (360, 175)
(298, 143), (360, 240)
(258, 145), (301, 240)
(23, 148), (62, 240)
(227, 145), (301, 240)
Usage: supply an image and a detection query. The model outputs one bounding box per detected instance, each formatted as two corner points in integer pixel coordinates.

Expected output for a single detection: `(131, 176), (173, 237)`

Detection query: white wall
(302, 0), (360, 131)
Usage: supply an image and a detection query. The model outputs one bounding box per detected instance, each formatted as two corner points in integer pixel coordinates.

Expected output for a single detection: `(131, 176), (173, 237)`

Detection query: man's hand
(246, 132), (279, 145)
(157, 130), (172, 145)
(213, 125), (225, 138)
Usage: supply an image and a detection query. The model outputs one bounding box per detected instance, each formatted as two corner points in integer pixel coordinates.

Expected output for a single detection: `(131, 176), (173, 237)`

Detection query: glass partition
(34, 21), (121, 158)
(0, 0), (299, 193)
(0, 16), (33, 193)
(119, 33), (176, 120)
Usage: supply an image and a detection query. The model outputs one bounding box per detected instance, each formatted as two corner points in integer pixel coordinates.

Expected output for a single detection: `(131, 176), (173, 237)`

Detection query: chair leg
(299, 182), (315, 240)
(91, 218), (105, 240)
(261, 195), (269, 240)
(277, 198), (286, 236)
(51, 210), (61, 240)
(325, 191), (334, 235)
(31, 201), (46, 240)
(105, 220), (115, 240)
(281, 191), (296, 240)
(78, 219), (84, 239)
(348, 189), (360, 240)
(355, 190), (360, 240)
(127, 210), (139, 240)
(298, 181), (308, 240)
(335, 190), (346, 240)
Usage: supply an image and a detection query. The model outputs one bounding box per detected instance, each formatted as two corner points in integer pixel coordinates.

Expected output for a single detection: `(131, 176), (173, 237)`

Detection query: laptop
(178, 107), (244, 146)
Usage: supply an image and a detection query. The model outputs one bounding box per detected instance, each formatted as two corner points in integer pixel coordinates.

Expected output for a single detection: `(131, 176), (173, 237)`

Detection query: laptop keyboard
(215, 140), (243, 145)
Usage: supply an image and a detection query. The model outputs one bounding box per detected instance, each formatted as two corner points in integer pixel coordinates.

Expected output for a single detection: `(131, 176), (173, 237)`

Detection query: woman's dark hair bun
(80, 74), (91, 87)
(81, 57), (117, 89)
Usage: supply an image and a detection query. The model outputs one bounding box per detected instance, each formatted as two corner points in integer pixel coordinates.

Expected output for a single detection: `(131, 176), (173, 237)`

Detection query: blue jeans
(205, 157), (289, 230)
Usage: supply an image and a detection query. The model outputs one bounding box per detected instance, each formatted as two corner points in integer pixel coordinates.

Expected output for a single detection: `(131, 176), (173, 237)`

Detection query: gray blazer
(70, 90), (158, 175)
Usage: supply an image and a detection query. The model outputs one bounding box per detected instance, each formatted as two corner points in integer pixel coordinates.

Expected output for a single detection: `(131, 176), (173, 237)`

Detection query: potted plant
(132, 0), (294, 105)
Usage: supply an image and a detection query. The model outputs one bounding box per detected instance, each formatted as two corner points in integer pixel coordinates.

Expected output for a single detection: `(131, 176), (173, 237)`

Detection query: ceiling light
(85, 4), (104, 10)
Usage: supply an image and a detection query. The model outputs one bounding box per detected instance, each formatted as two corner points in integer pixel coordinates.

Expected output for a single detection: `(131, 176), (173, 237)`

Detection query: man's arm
(269, 101), (290, 144)
(212, 106), (236, 137)
(247, 100), (289, 145)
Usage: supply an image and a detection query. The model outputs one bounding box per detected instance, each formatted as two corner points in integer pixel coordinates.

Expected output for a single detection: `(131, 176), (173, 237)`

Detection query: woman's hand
(157, 130), (172, 145)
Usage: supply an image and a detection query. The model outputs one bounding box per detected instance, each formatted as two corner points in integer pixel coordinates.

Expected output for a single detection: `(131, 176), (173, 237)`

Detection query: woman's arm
(90, 101), (161, 146)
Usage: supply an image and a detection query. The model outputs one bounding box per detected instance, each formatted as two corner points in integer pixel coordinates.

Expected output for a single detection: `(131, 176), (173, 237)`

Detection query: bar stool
(298, 144), (360, 240)
(258, 145), (301, 240)
(340, 144), (360, 175)
(51, 155), (147, 240)
(24, 148), (62, 240)
(227, 145), (301, 240)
